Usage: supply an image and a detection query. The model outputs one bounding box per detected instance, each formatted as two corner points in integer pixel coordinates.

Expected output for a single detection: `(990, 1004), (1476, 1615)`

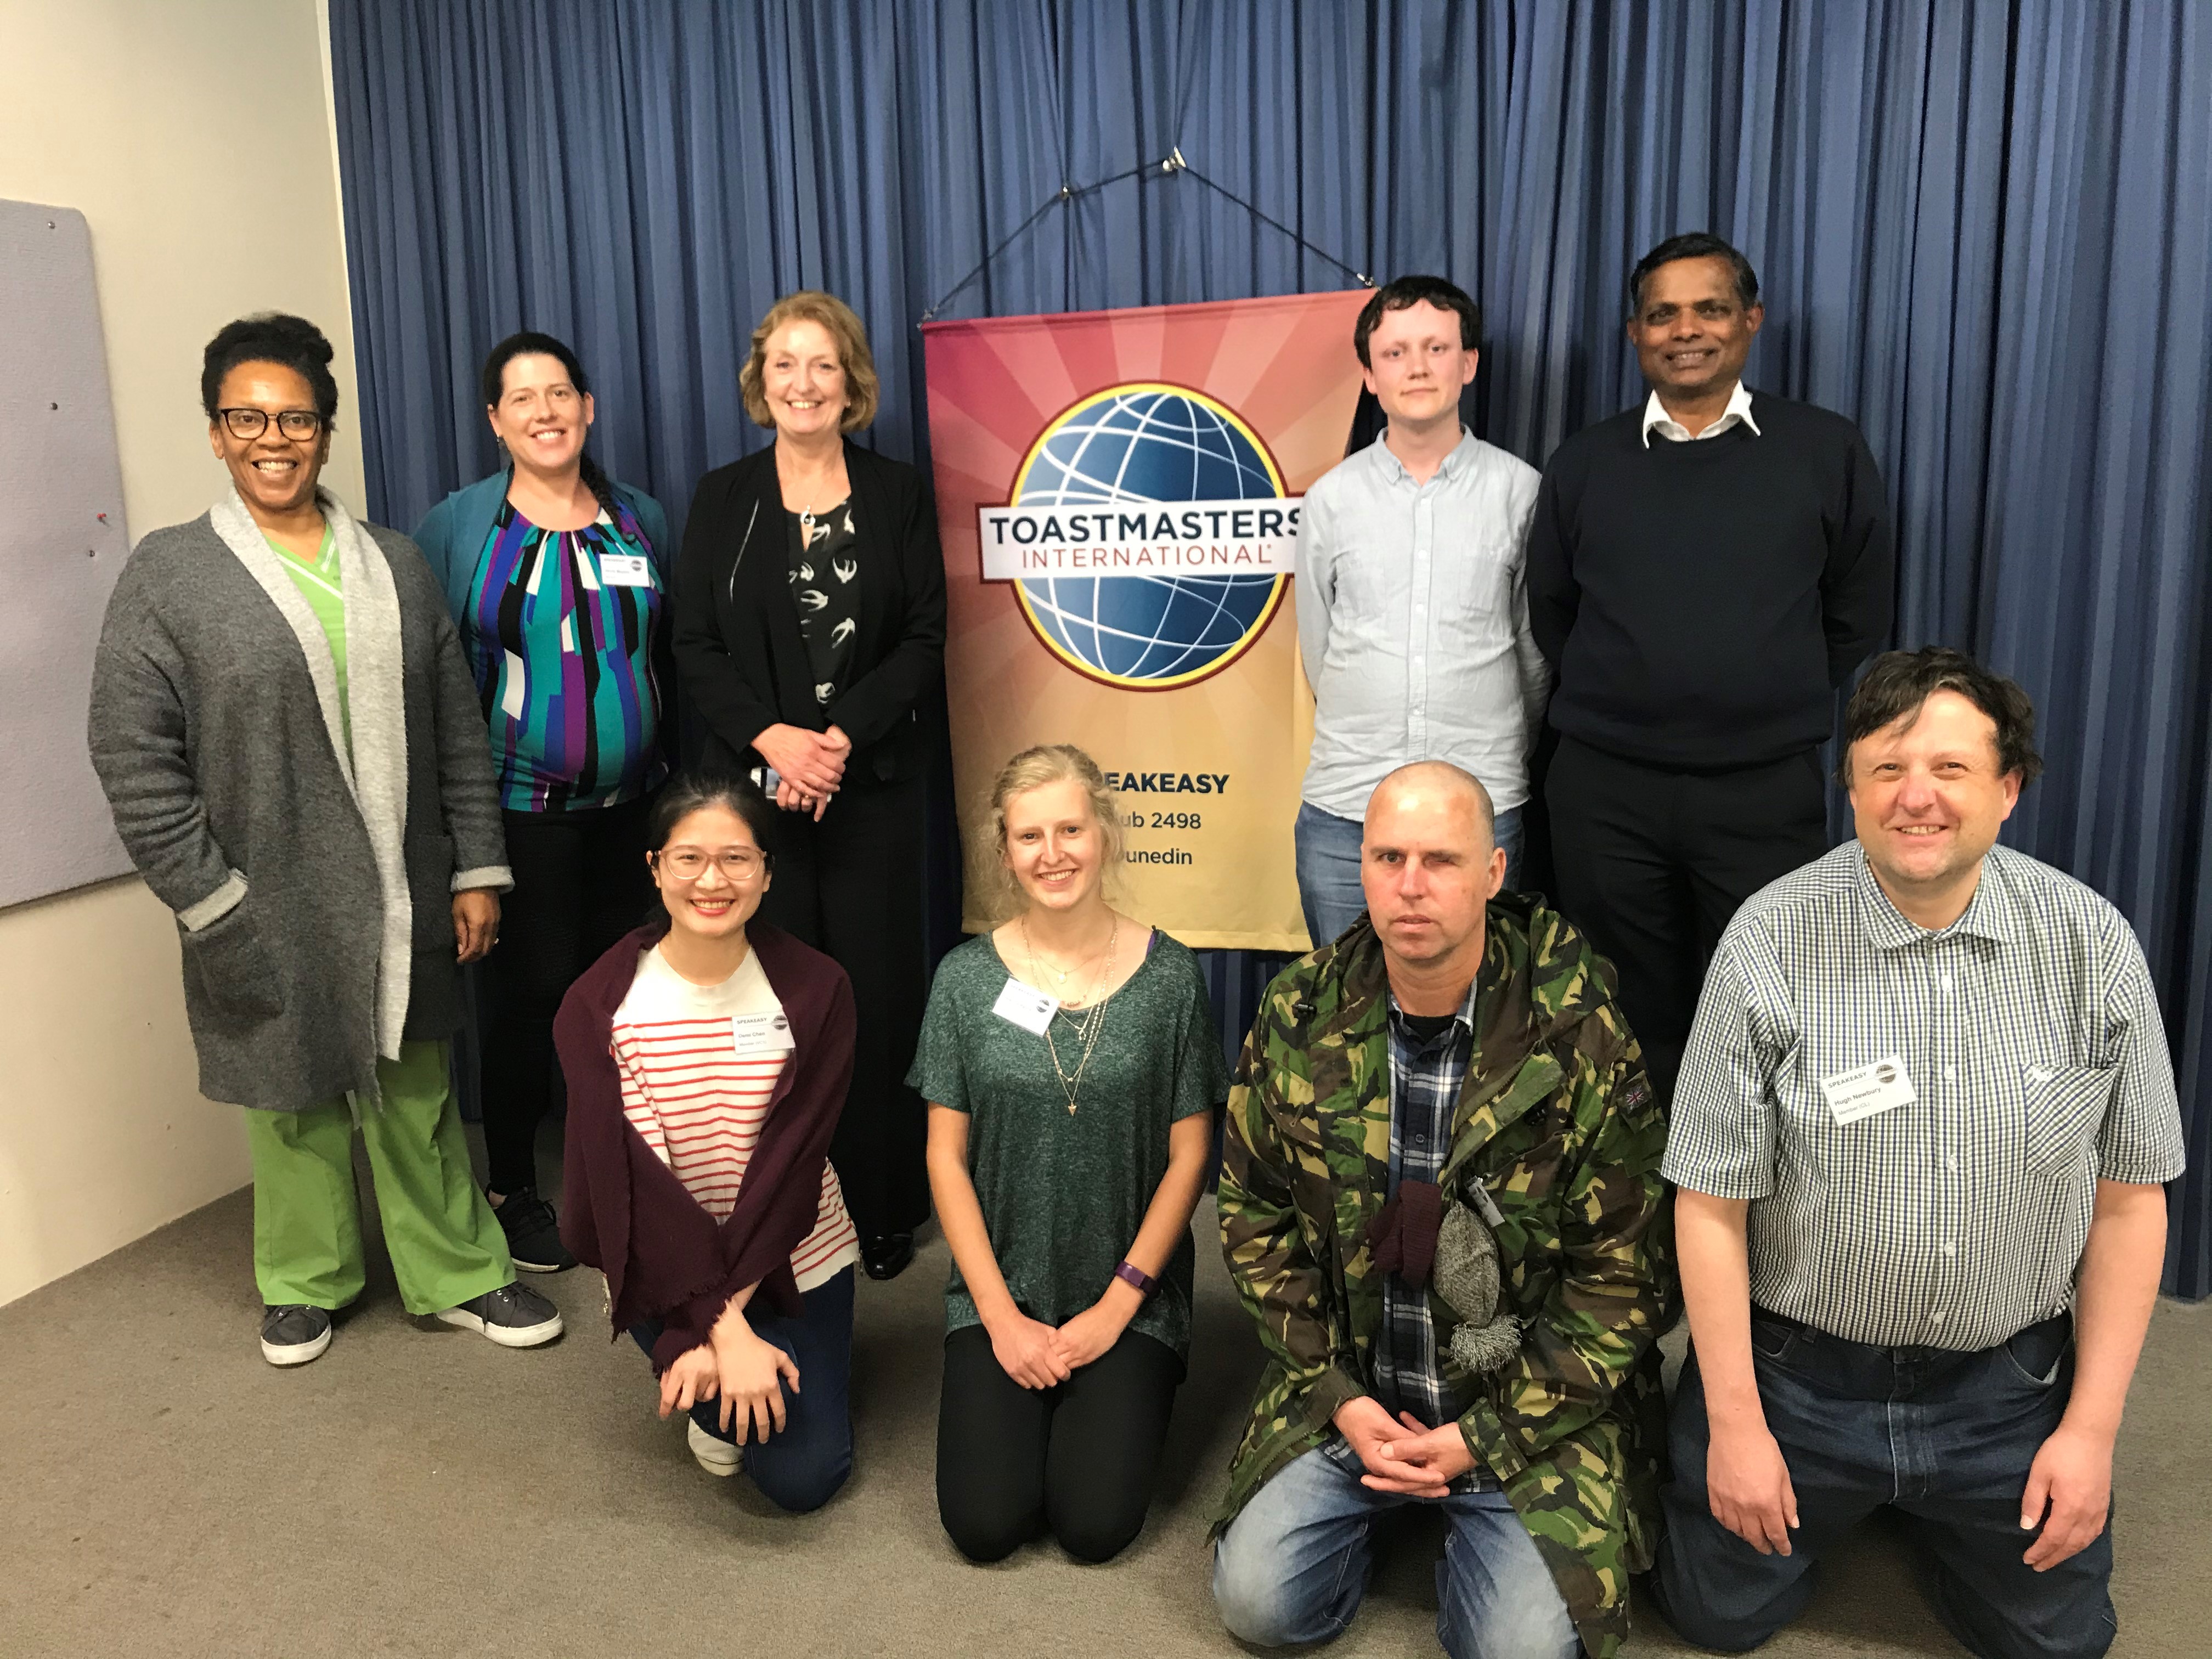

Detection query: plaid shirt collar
(1850, 839), (2020, 951)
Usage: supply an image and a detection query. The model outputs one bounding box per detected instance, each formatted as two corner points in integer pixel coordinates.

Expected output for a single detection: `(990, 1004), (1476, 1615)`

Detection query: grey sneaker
(433, 1282), (563, 1348)
(261, 1304), (332, 1367)
(687, 1419), (742, 1477)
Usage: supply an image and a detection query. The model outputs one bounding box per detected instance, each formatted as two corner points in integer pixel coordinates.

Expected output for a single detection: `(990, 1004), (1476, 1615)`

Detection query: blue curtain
(329, 0), (2212, 1296)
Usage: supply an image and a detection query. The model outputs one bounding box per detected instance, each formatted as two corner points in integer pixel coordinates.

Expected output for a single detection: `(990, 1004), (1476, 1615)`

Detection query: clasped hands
(754, 722), (851, 821)
(1333, 1395), (1475, 1497)
(986, 1289), (1139, 1389)
(656, 1307), (802, 1443)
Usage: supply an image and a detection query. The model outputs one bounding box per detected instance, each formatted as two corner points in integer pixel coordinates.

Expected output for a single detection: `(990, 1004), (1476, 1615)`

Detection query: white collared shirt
(1641, 381), (1762, 447)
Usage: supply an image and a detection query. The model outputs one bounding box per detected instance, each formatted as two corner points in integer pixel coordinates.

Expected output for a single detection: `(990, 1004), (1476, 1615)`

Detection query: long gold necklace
(1022, 913), (1118, 1115)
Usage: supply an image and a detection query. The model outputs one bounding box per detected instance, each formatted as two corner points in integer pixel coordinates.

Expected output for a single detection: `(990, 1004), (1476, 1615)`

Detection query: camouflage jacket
(1215, 894), (1674, 1659)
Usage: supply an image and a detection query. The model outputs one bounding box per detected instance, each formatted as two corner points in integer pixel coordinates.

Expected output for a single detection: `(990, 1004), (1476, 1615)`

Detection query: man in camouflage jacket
(1212, 762), (1673, 1659)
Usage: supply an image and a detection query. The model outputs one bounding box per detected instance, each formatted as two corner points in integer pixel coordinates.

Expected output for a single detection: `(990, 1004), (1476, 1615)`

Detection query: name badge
(991, 976), (1059, 1036)
(598, 552), (653, 587)
(731, 1011), (795, 1056)
(1818, 1054), (1917, 1126)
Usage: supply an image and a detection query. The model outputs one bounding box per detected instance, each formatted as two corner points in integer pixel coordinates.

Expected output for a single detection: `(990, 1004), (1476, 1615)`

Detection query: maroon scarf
(555, 922), (855, 1372)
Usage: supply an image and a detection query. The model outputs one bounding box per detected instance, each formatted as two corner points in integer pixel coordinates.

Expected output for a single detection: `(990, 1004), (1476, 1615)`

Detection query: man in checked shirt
(1653, 648), (2186, 1659)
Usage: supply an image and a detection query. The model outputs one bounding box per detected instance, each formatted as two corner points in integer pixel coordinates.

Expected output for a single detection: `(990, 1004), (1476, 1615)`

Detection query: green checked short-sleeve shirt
(1666, 841), (2187, 1351)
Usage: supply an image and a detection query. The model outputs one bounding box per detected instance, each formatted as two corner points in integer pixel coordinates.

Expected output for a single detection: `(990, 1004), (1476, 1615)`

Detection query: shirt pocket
(1436, 535), (1511, 624)
(2021, 1063), (2115, 1177)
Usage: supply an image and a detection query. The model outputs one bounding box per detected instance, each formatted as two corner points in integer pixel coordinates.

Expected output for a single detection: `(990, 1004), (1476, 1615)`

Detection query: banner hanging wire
(918, 148), (1374, 325)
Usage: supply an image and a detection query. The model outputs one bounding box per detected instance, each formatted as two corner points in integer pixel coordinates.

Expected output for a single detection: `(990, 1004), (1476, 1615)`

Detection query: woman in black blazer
(674, 291), (946, 1280)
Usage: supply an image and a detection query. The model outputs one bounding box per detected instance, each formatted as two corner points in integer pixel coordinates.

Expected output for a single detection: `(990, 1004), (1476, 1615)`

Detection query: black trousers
(755, 769), (931, 1238)
(1545, 737), (1827, 1096)
(936, 1323), (1182, 1565)
(477, 794), (654, 1195)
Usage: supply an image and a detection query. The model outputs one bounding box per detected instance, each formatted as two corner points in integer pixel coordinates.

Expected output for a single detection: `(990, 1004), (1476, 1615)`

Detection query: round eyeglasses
(220, 407), (324, 441)
(659, 848), (765, 881)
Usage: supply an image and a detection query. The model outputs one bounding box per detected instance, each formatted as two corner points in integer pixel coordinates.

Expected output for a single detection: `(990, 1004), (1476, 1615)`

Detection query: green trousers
(244, 1040), (514, 1315)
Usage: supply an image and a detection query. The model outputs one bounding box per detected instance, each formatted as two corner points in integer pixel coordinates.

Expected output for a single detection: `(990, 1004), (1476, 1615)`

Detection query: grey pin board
(0, 200), (133, 907)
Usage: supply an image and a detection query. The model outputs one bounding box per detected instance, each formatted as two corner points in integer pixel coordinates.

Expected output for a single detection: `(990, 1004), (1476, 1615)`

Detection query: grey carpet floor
(3, 1128), (2207, 1658)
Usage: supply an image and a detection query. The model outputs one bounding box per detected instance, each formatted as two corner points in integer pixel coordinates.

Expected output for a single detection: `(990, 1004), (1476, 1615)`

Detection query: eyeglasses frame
(218, 407), (325, 441)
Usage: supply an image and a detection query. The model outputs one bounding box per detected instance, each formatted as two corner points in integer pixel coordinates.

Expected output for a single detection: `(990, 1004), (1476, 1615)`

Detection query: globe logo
(1000, 383), (1291, 690)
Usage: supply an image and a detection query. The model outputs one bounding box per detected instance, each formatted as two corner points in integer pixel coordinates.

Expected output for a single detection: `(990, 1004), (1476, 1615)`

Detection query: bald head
(1368, 761), (1496, 851)
(1361, 762), (1504, 983)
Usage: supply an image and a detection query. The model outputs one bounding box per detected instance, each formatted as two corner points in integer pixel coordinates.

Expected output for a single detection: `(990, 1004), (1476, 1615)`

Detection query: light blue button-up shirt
(1295, 429), (1547, 818)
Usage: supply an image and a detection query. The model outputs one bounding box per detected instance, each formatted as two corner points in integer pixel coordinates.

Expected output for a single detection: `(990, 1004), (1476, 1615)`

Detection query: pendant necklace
(1023, 913), (1118, 1115)
(785, 455), (844, 543)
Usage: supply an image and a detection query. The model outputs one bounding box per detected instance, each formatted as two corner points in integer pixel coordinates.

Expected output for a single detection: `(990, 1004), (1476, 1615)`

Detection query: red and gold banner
(922, 290), (1369, 949)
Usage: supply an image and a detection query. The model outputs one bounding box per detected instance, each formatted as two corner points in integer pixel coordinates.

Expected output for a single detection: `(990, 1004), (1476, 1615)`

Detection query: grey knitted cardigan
(87, 490), (511, 1111)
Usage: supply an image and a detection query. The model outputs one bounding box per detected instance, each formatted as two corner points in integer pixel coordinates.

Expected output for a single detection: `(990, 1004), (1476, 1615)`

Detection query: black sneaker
(261, 1304), (332, 1367)
(860, 1231), (915, 1281)
(434, 1282), (564, 1348)
(491, 1186), (576, 1273)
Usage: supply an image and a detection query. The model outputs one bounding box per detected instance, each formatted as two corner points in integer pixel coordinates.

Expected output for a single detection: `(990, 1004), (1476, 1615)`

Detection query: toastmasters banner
(922, 290), (1370, 951)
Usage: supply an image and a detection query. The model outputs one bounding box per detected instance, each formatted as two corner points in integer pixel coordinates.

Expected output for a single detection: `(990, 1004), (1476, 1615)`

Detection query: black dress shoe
(860, 1231), (915, 1280)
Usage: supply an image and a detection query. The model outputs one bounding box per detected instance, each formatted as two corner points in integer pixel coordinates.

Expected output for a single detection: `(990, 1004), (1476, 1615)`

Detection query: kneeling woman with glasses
(555, 776), (859, 1511)
(913, 744), (1227, 1563)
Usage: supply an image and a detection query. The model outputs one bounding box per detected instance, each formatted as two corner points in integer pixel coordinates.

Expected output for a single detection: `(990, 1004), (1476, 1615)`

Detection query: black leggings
(935, 1323), (1181, 1565)
(477, 795), (654, 1194)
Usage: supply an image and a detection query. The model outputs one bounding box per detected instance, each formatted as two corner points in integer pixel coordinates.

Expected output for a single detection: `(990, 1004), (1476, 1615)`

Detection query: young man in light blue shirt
(1293, 276), (1547, 948)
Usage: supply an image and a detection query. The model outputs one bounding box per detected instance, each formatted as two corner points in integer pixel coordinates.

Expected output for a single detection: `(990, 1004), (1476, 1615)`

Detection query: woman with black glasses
(87, 312), (561, 1367)
(413, 332), (673, 1274)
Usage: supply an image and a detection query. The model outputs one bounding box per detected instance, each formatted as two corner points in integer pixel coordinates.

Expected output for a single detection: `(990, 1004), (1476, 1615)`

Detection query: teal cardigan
(410, 470), (672, 627)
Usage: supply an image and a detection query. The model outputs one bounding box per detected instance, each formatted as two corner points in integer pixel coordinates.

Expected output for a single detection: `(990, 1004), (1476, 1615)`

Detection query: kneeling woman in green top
(911, 743), (1227, 1564)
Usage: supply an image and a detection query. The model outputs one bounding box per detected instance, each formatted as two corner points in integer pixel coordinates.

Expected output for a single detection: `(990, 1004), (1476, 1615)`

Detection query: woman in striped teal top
(470, 489), (662, 811)
(414, 331), (672, 1273)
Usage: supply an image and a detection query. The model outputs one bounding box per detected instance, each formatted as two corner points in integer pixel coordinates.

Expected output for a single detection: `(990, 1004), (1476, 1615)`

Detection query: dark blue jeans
(1654, 1310), (2115, 1659)
(629, 1267), (854, 1514)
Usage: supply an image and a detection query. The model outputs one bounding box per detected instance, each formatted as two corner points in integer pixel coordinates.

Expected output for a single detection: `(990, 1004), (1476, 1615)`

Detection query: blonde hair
(989, 744), (1124, 912)
(739, 290), (880, 432)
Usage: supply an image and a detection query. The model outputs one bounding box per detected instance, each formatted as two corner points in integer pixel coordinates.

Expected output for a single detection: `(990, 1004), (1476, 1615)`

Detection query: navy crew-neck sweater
(1525, 392), (1893, 770)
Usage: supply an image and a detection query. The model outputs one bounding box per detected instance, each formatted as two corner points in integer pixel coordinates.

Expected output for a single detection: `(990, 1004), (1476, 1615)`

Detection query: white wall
(0, 0), (366, 1305)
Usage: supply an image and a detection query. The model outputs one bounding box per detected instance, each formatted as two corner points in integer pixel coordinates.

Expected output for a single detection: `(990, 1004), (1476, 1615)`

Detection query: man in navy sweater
(1526, 233), (1893, 1098)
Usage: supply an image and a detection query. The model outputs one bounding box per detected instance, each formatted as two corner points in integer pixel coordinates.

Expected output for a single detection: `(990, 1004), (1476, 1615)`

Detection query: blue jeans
(1295, 800), (1525, 950)
(1654, 1310), (2114, 1659)
(628, 1266), (855, 1514)
(1214, 1436), (1579, 1659)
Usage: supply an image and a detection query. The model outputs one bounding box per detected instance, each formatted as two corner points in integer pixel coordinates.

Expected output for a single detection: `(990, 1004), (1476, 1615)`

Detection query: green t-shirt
(267, 525), (349, 757)
(906, 929), (1228, 1364)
